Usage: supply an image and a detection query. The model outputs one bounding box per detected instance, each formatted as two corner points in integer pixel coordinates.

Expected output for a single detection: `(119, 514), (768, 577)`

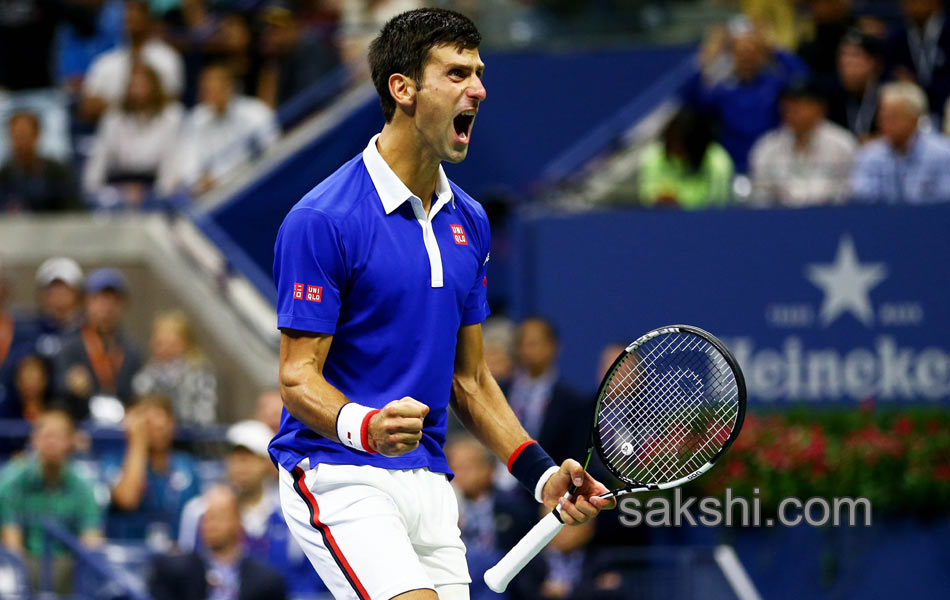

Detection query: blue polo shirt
(269, 134), (491, 476)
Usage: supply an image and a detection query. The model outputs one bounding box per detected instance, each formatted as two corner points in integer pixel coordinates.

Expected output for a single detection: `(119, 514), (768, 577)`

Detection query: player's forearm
(279, 361), (349, 440)
(451, 365), (530, 462)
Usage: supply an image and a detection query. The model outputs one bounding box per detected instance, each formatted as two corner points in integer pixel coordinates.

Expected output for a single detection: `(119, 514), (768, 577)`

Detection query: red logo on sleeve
(306, 285), (323, 302)
(293, 283), (304, 300)
(450, 224), (468, 245)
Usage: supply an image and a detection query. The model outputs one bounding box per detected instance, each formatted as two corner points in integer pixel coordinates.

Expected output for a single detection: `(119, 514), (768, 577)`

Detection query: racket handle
(484, 510), (564, 593)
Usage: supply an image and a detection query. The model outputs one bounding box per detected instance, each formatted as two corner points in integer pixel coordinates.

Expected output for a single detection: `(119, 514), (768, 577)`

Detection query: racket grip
(484, 510), (565, 593)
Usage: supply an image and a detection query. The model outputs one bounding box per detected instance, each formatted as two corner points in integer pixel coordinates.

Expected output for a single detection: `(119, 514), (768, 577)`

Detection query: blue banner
(511, 204), (950, 404)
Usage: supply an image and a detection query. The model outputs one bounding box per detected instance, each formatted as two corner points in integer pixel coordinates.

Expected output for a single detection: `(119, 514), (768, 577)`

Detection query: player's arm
(278, 328), (428, 457)
(451, 323), (612, 523)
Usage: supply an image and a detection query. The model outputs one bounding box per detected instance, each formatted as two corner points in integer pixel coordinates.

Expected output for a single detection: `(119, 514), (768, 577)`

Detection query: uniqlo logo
(293, 283), (304, 300)
(451, 224), (468, 245)
(306, 285), (323, 302)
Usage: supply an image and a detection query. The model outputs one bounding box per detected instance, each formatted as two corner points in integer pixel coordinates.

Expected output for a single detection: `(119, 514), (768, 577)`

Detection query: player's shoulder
(447, 179), (488, 223)
(286, 154), (375, 222)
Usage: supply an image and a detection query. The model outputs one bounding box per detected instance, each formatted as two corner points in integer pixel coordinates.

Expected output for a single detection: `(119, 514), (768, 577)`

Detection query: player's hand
(541, 459), (617, 525)
(366, 397), (429, 457)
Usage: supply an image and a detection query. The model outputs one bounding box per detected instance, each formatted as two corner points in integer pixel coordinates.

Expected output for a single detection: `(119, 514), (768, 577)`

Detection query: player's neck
(377, 124), (440, 213)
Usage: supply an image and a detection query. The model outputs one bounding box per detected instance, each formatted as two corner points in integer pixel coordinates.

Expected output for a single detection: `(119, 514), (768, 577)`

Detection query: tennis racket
(484, 324), (746, 593)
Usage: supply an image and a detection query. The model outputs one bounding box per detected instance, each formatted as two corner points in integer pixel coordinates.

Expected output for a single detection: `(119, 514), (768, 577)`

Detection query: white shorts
(278, 460), (471, 600)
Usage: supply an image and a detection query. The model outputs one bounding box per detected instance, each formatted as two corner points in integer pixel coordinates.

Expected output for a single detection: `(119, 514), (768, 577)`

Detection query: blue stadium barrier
(276, 66), (351, 131)
(41, 521), (150, 600)
(0, 546), (31, 599)
(202, 45), (696, 296)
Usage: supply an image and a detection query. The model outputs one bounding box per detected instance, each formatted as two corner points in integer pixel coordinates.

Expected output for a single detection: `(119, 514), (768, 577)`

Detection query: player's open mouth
(453, 109), (477, 143)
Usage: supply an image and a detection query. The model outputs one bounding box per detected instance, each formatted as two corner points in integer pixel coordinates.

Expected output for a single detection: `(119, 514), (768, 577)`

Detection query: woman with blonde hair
(132, 310), (217, 425)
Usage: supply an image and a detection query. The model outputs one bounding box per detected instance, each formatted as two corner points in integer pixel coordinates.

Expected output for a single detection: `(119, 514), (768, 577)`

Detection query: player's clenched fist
(367, 397), (429, 456)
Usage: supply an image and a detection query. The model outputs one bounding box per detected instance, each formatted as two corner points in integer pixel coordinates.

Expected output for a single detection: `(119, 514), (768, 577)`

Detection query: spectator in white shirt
(750, 78), (857, 206)
(83, 63), (184, 208)
(80, 0), (184, 122)
(173, 64), (279, 195)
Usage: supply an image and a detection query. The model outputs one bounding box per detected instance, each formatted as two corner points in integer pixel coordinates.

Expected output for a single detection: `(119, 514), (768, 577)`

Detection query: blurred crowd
(0, 253), (635, 599)
(635, 0), (950, 208)
(447, 316), (645, 600)
(0, 0), (398, 212)
(0, 256), (321, 597)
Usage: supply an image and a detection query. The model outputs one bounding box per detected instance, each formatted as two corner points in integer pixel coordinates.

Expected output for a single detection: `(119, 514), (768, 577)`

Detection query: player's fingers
(558, 497), (589, 524)
(383, 417), (424, 434)
(591, 495), (618, 510)
(386, 431), (422, 446)
(556, 500), (577, 525)
(560, 459), (585, 487)
(573, 495), (600, 518)
(388, 398), (430, 418)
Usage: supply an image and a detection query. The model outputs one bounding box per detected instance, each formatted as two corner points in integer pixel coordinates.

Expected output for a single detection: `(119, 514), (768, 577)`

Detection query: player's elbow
(278, 363), (311, 417)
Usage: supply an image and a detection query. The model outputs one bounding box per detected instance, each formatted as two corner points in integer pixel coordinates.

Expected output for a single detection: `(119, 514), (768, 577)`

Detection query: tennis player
(270, 9), (613, 600)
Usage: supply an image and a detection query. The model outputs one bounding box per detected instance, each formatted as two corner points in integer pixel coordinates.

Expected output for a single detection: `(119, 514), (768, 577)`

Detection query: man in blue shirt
(683, 18), (809, 173)
(102, 394), (200, 544)
(271, 9), (613, 600)
(850, 81), (950, 203)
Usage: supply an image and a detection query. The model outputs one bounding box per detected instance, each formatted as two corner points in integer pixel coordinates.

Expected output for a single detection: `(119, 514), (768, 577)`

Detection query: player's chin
(443, 144), (470, 164)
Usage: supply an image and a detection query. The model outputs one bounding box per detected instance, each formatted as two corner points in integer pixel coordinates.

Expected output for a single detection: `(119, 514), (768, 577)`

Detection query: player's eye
(449, 69), (465, 79)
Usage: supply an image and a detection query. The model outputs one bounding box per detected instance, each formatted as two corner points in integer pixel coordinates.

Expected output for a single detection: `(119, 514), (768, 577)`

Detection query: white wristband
(336, 403), (379, 453)
(534, 465), (561, 503)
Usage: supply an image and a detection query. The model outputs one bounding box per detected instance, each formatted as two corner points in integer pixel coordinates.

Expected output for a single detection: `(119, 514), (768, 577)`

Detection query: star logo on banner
(805, 235), (887, 327)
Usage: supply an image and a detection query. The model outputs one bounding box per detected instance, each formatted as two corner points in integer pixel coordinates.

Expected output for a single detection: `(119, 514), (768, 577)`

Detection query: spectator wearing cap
(886, 0), (950, 123)
(133, 310), (217, 425)
(749, 78), (857, 206)
(0, 112), (80, 213)
(851, 81), (950, 203)
(827, 30), (885, 141)
(178, 419), (328, 598)
(683, 17), (809, 172)
(101, 394), (200, 545)
(171, 64), (279, 195)
(53, 268), (143, 420)
(31, 257), (84, 360)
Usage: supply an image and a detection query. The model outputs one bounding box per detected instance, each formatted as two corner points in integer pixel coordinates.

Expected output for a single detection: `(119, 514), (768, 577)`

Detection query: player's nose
(468, 75), (486, 102)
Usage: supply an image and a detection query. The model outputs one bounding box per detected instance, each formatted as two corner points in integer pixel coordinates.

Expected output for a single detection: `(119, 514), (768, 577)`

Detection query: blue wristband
(508, 441), (557, 500)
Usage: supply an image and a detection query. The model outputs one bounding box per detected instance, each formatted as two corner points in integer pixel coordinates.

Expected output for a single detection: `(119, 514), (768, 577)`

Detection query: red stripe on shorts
(291, 466), (370, 600)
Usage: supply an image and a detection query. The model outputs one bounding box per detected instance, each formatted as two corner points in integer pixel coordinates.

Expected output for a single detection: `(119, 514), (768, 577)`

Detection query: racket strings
(596, 332), (739, 485)
(615, 351), (736, 482)
(603, 339), (722, 480)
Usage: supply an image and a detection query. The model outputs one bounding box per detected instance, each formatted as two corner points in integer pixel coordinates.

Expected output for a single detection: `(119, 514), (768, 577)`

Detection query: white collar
(362, 133), (454, 215)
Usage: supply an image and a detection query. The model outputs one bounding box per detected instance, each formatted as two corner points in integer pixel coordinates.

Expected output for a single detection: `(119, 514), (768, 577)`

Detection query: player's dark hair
(368, 8), (481, 122)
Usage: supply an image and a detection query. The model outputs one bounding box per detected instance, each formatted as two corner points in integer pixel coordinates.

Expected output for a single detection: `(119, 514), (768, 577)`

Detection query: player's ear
(389, 73), (417, 115)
